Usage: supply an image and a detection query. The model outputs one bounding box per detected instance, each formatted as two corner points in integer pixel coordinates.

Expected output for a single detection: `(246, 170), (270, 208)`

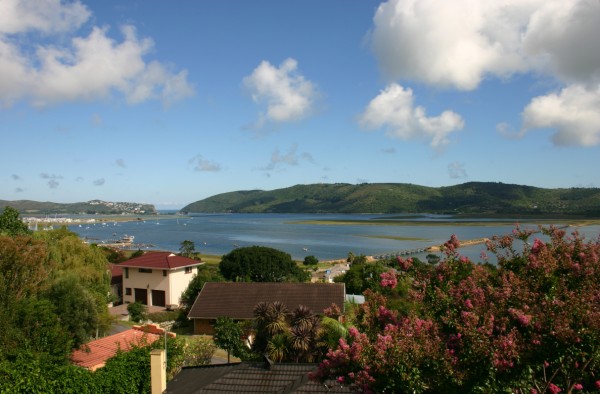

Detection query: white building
(120, 252), (203, 308)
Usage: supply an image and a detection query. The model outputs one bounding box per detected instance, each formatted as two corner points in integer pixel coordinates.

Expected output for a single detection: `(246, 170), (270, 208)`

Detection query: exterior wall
(167, 266), (197, 306)
(194, 318), (216, 335)
(122, 266), (197, 307)
(123, 268), (168, 305)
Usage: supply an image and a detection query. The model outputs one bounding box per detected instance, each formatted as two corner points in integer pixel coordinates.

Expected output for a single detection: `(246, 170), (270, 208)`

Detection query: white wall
(122, 266), (197, 306)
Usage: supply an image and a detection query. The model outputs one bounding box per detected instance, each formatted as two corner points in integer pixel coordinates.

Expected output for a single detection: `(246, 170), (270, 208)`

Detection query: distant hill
(0, 199), (157, 215)
(180, 182), (600, 216)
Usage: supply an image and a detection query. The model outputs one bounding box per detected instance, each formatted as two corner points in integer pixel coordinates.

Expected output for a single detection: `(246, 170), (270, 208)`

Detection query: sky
(1, 0), (599, 209)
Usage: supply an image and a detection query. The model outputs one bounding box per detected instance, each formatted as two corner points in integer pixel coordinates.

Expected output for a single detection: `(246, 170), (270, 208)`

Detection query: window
(124, 267), (129, 279)
(139, 268), (152, 273)
(163, 270), (167, 277)
(185, 266), (193, 274)
(125, 287), (132, 295)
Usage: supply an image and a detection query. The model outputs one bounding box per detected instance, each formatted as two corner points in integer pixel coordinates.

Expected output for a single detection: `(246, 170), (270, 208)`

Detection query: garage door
(134, 288), (148, 305)
(152, 290), (166, 307)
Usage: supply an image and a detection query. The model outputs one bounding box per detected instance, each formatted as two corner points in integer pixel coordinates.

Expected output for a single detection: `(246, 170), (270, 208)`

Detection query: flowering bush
(312, 227), (600, 393)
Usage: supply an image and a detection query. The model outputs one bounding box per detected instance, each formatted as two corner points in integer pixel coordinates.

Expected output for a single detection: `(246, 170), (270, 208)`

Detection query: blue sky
(1, 0), (599, 209)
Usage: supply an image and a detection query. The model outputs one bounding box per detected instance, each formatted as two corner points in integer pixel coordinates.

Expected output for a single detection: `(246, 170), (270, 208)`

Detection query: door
(134, 288), (148, 305)
(151, 290), (166, 307)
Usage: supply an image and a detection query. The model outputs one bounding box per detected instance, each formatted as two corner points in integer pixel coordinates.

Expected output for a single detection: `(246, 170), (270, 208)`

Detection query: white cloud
(359, 83), (464, 150)
(189, 155), (221, 172)
(448, 161), (468, 179)
(0, 2), (193, 108)
(115, 159), (126, 168)
(243, 58), (317, 127)
(369, 0), (600, 146)
(93, 178), (105, 186)
(0, 0), (90, 35)
(521, 84), (600, 146)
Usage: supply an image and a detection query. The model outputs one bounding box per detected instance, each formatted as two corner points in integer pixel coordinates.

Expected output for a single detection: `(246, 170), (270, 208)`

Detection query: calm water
(69, 213), (600, 263)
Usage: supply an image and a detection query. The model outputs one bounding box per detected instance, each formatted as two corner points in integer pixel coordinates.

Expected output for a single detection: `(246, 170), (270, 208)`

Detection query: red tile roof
(188, 282), (345, 320)
(70, 324), (174, 371)
(119, 252), (202, 270)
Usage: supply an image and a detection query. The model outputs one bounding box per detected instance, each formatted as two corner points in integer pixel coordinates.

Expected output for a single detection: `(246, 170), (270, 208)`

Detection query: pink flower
(595, 381), (600, 389)
(572, 383), (583, 390)
(464, 299), (474, 309)
(336, 376), (345, 384)
(380, 271), (398, 289)
(547, 383), (562, 394)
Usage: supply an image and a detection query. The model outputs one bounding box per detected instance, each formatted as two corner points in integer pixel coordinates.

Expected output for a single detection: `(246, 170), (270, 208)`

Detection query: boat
(117, 235), (135, 244)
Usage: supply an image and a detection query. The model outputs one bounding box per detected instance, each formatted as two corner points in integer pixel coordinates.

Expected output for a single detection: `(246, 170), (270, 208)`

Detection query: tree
(219, 246), (310, 282)
(213, 317), (244, 363)
(303, 255), (318, 266)
(0, 206), (30, 236)
(179, 240), (196, 258)
(127, 302), (147, 323)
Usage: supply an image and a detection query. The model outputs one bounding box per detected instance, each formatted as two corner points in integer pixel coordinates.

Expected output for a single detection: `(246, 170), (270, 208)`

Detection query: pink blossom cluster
(312, 228), (600, 392)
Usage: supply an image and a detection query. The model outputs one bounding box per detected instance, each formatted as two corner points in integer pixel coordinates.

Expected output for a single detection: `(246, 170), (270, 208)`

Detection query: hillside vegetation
(181, 182), (600, 216)
(0, 199), (156, 215)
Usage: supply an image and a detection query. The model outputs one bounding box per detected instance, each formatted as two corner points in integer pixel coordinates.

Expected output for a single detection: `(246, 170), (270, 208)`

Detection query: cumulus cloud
(0, 1), (193, 108)
(15, 187), (24, 193)
(243, 58), (318, 128)
(369, 0), (600, 146)
(262, 144), (315, 170)
(189, 155), (221, 172)
(115, 158), (126, 168)
(48, 179), (59, 189)
(359, 83), (464, 150)
(448, 161), (468, 179)
(0, 0), (90, 35)
(93, 178), (105, 186)
(521, 84), (600, 146)
(11, 174), (21, 180)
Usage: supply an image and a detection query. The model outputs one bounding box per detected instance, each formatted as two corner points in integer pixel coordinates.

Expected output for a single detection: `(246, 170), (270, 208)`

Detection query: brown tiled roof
(118, 252), (202, 270)
(70, 324), (170, 371)
(165, 362), (352, 393)
(188, 282), (345, 320)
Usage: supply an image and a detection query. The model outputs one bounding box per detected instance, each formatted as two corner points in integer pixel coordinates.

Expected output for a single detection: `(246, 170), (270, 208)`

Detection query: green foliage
(178, 240), (197, 258)
(219, 246), (310, 282)
(129, 249), (144, 259)
(180, 265), (224, 309)
(213, 317), (245, 363)
(0, 206), (31, 236)
(335, 259), (387, 294)
(127, 302), (147, 323)
(303, 255), (319, 266)
(180, 182), (600, 216)
(182, 336), (216, 367)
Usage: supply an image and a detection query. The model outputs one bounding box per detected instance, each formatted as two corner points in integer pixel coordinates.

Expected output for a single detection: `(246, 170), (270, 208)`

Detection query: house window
(125, 287), (132, 295)
(163, 270), (167, 277)
(185, 266), (193, 274)
(139, 268), (152, 273)
(124, 267), (129, 279)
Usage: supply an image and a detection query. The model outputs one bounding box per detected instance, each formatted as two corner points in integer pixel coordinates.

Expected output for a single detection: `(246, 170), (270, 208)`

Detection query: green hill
(0, 199), (156, 215)
(181, 182), (600, 216)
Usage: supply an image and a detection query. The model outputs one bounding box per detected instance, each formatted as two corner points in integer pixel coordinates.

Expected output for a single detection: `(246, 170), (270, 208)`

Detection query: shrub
(127, 302), (147, 323)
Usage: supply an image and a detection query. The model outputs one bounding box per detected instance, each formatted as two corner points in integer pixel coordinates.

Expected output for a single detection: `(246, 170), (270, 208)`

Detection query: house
(120, 252), (203, 308)
(109, 263), (123, 304)
(70, 324), (175, 371)
(165, 361), (352, 393)
(188, 282), (346, 335)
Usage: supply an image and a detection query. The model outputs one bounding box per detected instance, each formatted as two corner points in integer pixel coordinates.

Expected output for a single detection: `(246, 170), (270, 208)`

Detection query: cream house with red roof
(120, 252), (203, 308)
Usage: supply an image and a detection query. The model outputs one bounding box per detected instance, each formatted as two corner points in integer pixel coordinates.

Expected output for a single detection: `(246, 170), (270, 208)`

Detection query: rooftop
(188, 282), (345, 320)
(118, 251), (203, 270)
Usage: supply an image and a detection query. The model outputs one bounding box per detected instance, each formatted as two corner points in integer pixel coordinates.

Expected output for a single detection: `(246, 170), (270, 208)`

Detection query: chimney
(150, 349), (166, 394)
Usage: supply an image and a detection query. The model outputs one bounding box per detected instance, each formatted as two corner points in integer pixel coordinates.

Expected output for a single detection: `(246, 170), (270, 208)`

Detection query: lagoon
(69, 213), (600, 263)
